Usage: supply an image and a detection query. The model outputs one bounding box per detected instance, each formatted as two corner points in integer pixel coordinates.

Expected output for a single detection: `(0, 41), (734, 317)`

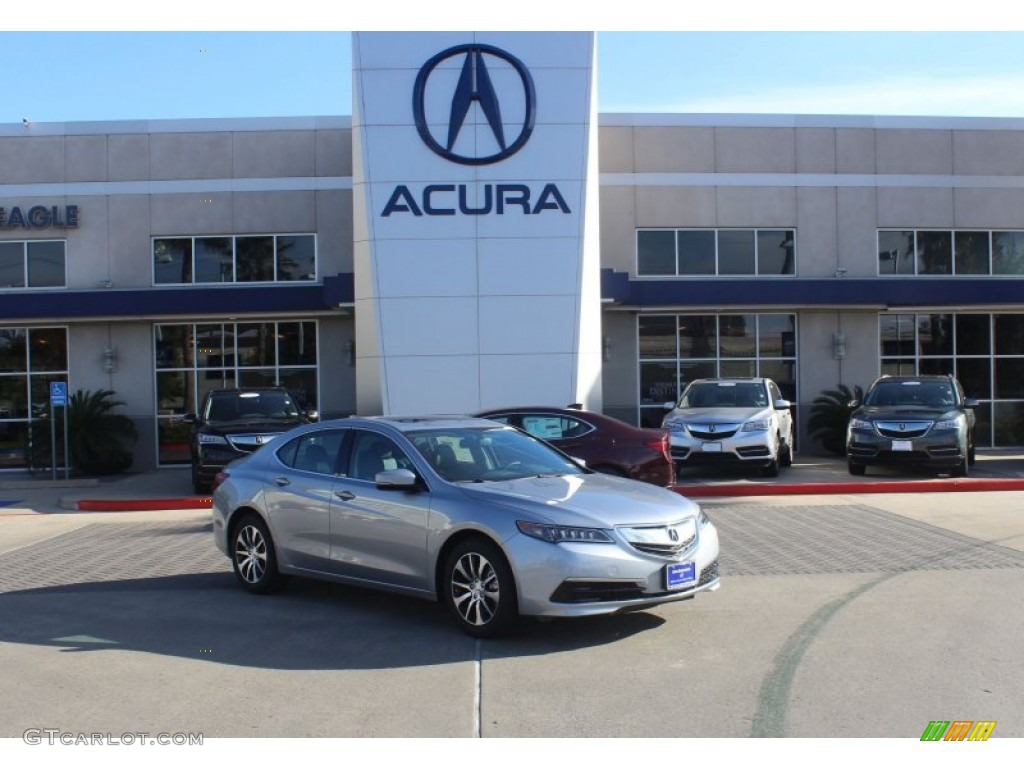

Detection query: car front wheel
(231, 515), (284, 594)
(848, 460), (866, 476)
(443, 537), (518, 638)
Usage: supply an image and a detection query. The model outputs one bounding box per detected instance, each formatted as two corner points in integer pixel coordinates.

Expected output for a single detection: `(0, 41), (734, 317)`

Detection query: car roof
(328, 415), (509, 433)
(870, 375), (955, 385)
(687, 377), (768, 385)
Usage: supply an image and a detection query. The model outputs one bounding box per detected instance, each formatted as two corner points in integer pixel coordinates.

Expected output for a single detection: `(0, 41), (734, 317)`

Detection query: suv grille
(875, 420), (932, 439)
(687, 423), (740, 440)
(226, 434), (278, 453)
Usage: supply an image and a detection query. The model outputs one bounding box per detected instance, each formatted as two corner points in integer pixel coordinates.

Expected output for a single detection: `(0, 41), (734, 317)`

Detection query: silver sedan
(211, 416), (720, 637)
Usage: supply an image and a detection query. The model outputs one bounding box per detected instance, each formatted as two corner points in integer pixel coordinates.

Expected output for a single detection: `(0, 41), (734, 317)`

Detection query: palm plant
(28, 389), (137, 475)
(807, 383), (864, 456)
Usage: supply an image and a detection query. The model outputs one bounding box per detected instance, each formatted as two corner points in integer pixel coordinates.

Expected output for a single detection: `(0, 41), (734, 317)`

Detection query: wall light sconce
(602, 336), (611, 362)
(102, 345), (118, 373)
(832, 332), (846, 360)
(344, 339), (356, 366)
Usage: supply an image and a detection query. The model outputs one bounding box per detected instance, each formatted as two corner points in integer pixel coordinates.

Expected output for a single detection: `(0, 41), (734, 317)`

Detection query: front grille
(621, 520), (697, 559)
(875, 420), (932, 439)
(688, 427), (739, 440)
(226, 434), (277, 453)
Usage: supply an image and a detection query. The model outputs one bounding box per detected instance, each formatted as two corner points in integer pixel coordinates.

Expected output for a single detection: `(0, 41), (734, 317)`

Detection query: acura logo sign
(413, 44), (536, 165)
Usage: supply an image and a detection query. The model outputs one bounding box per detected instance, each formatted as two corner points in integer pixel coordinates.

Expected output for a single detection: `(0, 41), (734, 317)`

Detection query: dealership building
(3, 31), (1024, 471)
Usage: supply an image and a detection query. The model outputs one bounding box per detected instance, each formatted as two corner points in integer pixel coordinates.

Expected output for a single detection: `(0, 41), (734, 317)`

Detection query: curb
(72, 497), (213, 512)
(673, 478), (1024, 498)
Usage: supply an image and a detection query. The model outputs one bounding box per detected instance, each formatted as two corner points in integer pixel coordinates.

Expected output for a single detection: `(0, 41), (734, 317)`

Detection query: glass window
(154, 238), (193, 284)
(0, 329), (27, 373)
(194, 237), (233, 283)
(236, 236), (275, 282)
(276, 235), (316, 281)
(995, 359), (1024, 399)
(916, 231), (952, 275)
(880, 315), (915, 356)
(995, 315), (1024, 355)
(955, 358), (990, 400)
(0, 376), (28, 418)
(278, 322), (317, 366)
(758, 315), (796, 358)
(288, 431), (344, 475)
(879, 230), (915, 274)
(277, 369), (317, 412)
(640, 362), (680, 406)
(29, 328), (67, 371)
(348, 432), (411, 481)
(26, 242), (65, 288)
(157, 371), (190, 415)
(236, 323), (276, 367)
(678, 315), (717, 358)
(155, 325), (194, 369)
(0, 242), (24, 287)
(637, 230), (676, 275)
(955, 315), (990, 356)
(638, 316), (677, 359)
(994, 403), (1024, 446)
(757, 230), (795, 275)
(993, 232), (1024, 275)
(954, 232), (989, 275)
(719, 315), (756, 357)
(718, 231), (755, 275)
(918, 315), (953, 356)
(520, 416), (589, 440)
(677, 230), (715, 275)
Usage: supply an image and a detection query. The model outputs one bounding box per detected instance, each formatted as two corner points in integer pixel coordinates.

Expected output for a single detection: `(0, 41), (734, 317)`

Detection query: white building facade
(2, 32), (1024, 471)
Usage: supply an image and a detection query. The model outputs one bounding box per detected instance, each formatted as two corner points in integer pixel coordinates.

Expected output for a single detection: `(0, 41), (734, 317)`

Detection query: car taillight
(211, 470), (229, 492)
(645, 433), (671, 460)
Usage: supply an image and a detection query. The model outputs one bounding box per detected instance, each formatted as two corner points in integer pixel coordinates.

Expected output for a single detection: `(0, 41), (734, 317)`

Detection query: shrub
(807, 384), (864, 456)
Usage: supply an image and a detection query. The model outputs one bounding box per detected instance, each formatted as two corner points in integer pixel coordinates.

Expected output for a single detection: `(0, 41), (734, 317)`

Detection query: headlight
(198, 434), (229, 445)
(664, 419), (685, 431)
(698, 509), (711, 527)
(849, 418), (873, 431)
(933, 418), (961, 430)
(742, 419), (771, 432)
(516, 521), (613, 544)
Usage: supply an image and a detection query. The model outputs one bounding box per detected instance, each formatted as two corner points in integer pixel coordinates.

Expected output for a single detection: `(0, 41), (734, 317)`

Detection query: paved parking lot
(2, 488), (1023, 740)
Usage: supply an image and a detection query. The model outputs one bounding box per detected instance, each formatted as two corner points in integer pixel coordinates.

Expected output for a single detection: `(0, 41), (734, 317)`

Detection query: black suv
(846, 375), (977, 477)
(184, 388), (316, 493)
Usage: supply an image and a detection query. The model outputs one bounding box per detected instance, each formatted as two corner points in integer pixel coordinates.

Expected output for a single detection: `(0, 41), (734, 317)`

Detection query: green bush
(27, 389), (138, 475)
(807, 383), (865, 456)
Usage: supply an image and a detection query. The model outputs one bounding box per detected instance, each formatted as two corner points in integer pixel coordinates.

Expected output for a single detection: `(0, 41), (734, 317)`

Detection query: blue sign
(50, 381), (68, 407)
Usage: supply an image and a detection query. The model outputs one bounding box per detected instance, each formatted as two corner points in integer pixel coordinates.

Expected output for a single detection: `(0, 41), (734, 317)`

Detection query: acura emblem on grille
(669, 529), (679, 541)
(708, 424), (716, 433)
(899, 423), (906, 431)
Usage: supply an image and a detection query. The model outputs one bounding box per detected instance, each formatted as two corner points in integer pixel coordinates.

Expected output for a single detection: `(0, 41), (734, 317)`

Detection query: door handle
(274, 476), (291, 487)
(334, 490), (356, 501)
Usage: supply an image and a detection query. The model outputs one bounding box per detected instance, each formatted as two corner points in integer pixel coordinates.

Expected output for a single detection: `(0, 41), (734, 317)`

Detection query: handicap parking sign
(50, 381), (68, 407)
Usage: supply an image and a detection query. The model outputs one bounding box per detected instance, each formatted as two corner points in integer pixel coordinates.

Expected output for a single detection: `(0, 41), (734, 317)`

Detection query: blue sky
(4, 5), (1024, 124)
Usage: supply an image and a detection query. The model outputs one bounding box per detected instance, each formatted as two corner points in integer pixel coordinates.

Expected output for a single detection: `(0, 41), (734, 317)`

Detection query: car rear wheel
(848, 460), (866, 476)
(231, 515), (284, 594)
(443, 537), (518, 638)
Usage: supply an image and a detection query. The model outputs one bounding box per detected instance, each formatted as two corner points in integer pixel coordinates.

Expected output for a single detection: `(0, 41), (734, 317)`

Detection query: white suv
(662, 378), (795, 477)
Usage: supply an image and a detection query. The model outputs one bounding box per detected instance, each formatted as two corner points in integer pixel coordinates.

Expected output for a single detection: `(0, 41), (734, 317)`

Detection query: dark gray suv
(846, 375), (977, 477)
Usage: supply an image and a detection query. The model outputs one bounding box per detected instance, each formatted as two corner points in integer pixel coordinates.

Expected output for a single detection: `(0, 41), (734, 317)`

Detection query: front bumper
(847, 430), (966, 467)
(510, 520), (721, 618)
(667, 430), (776, 467)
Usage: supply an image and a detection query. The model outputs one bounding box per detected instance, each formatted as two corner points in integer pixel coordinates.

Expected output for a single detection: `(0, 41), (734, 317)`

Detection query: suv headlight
(742, 419), (771, 432)
(849, 418), (873, 431)
(198, 433), (229, 445)
(933, 417), (962, 430)
(516, 521), (613, 544)
(663, 419), (685, 431)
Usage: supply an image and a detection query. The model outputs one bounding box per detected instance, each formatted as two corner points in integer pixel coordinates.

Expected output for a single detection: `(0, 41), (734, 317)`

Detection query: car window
(680, 383), (768, 408)
(204, 390), (300, 423)
(769, 382), (783, 402)
(520, 415), (590, 440)
(277, 430), (344, 475)
(866, 381), (956, 407)
(410, 427), (583, 482)
(347, 431), (412, 482)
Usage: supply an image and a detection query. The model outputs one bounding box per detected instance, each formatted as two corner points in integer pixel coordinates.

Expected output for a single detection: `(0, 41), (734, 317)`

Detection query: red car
(475, 406), (676, 487)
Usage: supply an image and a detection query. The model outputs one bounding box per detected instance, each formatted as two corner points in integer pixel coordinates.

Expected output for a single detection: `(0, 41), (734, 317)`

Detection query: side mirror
(848, 400), (860, 408)
(963, 398), (978, 408)
(663, 401), (677, 410)
(304, 410), (320, 422)
(774, 399), (792, 410)
(375, 468), (419, 490)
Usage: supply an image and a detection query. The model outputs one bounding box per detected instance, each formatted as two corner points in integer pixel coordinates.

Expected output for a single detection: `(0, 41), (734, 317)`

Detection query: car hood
(665, 406), (768, 424)
(200, 420), (304, 435)
(856, 406), (961, 421)
(456, 473), (699, 528)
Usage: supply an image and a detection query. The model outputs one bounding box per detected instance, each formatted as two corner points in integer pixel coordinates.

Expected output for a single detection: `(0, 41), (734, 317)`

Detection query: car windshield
(678, 382), (768, 409)
(204, 391), (301, 423)
(409, 426), (585, 483)
(865, 381), (956, 408)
